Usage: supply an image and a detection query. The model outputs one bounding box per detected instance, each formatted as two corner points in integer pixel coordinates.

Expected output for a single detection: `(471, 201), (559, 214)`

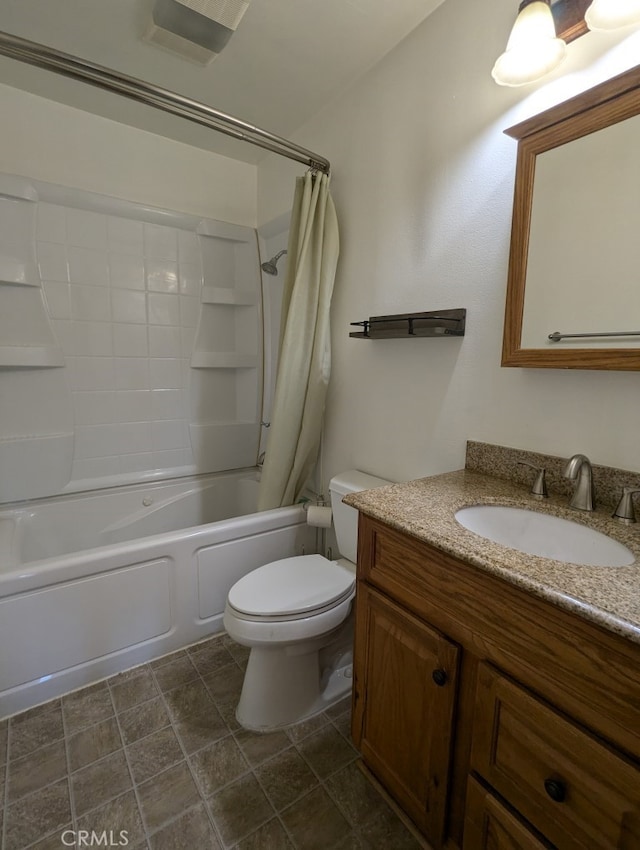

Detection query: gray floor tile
(325, 762), (386, 828)
(76, 789), (145, 847)
(216, 700), (242, 732)
(190, 736), (249, 797)
(255, 748), (318, 811)
(152, 656), (199, 692)
(163, 679), (216, 724)
(7, 739), (67, 803)
(118, 697), (171, 747)
(63, 683), (114, 735)
(280, 787), (350, 850)
(188, 634), (226, 654)
(358, 807), (422, 850)
(208, 774), (274, 846)
(325, 697), (352, 719)
(148, 802), (221, 850)
(127, 726), (183, 784)
(332, 712), (356, 745)
(149, 649), (188, 670)
(285, 712), (330, 744)
(68, 716), (123, 772)
(4, 778), (71, 850)
(234, 729), (291, 768)
(174, 705), (230, 754)
(28, 826), (75, 849)
(110, 669), (159, 713)
(222, 635), (251, 668)
(9, 704), (64, 760)
(188, 641), (234, 676)
(202, 663), (245, 708)
(333, 833), (367, 849)
(235, 818), (294, 850)
(72, 749), (132, 816)
(137, 761), (201, 833)
(297, 725), (357, 780)
(0, 634), (361, 850)
(8, 699), (61, 723)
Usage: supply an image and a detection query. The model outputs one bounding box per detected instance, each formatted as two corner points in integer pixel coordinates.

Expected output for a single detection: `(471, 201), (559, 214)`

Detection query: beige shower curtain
(258, 171), (339, 510)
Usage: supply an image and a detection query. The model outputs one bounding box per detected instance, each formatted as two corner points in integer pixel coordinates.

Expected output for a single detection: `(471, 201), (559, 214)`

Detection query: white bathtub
(0, 469), (315, 718)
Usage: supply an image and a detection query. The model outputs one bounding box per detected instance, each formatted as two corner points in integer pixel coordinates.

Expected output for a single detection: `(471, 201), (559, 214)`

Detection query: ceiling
(0, 0), (446, 164)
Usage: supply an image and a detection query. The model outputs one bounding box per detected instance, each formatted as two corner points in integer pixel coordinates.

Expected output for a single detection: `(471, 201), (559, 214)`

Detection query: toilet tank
(329, 470), (391, 564)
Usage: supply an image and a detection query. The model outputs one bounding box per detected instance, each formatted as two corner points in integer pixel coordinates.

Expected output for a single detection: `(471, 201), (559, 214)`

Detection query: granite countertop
(344, 469), (640, 646)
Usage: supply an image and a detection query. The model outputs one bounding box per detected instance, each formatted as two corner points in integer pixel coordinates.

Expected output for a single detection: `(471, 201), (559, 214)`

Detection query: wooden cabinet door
(352, 584), (459, 847)
(463, 777), (551, 850)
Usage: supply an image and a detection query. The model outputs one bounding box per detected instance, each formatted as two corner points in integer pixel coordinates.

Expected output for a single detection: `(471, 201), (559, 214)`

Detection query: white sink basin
(455, 505), (635, 567)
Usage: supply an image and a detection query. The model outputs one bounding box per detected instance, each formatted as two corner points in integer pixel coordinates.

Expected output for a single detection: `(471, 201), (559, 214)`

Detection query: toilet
(223, 469), (390, 731)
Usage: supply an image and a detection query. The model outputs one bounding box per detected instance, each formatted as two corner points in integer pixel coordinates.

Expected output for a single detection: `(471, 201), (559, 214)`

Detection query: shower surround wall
(0, 174), (263, 503)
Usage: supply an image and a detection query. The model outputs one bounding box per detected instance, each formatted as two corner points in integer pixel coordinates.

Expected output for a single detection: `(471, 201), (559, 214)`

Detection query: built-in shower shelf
(0, 275), (39, 287)
(0, 345), (65, 367)
(191, 352), (258, 369)
(350, 308), (466, 339)
(201, 287), (258, 306)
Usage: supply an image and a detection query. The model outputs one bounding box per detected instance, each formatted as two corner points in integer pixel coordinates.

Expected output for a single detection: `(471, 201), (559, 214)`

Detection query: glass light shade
(492, 1), (567, 87)
(585, 0), (640, 31)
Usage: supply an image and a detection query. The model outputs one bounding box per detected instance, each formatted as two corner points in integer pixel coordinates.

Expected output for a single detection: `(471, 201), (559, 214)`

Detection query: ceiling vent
(143, 0), (252, 65)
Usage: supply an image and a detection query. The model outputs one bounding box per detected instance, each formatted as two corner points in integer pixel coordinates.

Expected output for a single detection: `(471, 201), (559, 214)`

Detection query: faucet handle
(612, 487), (640, 524)
(518, 461), (548, 499)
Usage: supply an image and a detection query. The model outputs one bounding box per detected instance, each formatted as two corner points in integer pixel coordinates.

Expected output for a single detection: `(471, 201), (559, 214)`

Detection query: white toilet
(223, 470), (390, 731)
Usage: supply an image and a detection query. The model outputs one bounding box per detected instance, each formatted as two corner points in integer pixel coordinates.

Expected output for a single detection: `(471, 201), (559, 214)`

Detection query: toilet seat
(227, 554), (355, 622)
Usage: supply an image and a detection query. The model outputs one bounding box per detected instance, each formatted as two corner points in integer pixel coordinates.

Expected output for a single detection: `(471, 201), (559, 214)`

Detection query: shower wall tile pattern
(37, 203), (203, 485)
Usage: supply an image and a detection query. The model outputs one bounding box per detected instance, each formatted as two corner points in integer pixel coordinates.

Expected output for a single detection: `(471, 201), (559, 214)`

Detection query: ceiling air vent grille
(144, 0), (252, 65)
(174, 0), (251, 30)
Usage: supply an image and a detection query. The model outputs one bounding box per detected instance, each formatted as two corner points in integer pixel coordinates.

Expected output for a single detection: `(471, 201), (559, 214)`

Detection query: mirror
(501, 63), (640, 370)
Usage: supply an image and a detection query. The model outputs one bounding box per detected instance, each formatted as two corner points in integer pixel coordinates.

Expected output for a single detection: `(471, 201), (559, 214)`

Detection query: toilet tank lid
(329, 470), (392, 496)
(227, 554), (355, 617)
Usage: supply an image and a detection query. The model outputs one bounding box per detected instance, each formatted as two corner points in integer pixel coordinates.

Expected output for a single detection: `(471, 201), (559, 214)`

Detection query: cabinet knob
(544, 778), (566, 803)
(432, 669), (447, 687)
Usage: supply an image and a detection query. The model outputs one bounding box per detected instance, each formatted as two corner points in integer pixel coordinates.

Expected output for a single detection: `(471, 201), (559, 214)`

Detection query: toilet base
(235, 626), (353, 732)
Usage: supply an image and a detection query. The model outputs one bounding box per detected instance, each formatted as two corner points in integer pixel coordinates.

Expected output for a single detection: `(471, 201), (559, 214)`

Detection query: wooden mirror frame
(501, 63), (640, 371)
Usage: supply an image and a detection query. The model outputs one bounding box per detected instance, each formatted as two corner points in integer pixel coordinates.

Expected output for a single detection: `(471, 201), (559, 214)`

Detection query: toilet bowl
(223, 470), (390, 731)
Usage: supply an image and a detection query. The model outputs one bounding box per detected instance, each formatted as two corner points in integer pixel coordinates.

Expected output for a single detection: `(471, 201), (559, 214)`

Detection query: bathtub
(0, 469), (315, 718)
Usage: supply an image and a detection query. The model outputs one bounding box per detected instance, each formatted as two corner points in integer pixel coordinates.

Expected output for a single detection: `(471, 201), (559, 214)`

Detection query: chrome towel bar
(548, 330), (640, 342)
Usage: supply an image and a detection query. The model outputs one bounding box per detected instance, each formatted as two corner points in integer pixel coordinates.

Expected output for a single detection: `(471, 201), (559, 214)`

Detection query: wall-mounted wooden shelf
(350, 308), (466, 340)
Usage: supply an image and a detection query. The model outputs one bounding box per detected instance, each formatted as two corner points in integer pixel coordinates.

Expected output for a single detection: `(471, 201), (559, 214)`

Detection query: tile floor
(0, 634), (421, 850)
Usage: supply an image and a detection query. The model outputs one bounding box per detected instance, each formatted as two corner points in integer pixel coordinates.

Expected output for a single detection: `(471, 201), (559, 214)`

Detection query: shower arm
(0, 30), (331, 175)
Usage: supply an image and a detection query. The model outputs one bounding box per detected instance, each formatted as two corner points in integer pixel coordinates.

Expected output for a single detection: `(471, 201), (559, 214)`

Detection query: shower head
(261, 249), (287, 276)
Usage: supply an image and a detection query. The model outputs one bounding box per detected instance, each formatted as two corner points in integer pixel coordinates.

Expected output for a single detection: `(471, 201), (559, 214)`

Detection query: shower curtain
(258, 171), (339, 510)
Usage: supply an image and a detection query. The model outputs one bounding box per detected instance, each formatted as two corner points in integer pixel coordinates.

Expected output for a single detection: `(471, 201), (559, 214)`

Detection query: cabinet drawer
(463, 777), (551, 850)
(471, 664), (640, 850)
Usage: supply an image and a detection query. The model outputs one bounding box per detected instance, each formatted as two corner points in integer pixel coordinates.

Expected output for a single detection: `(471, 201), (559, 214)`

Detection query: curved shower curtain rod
(0, 30), (331, 175)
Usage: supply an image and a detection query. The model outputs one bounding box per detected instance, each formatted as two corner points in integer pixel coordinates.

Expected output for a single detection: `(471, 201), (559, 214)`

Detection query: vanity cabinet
(351, 514), (640, 850)
(353, 584), (459, 841)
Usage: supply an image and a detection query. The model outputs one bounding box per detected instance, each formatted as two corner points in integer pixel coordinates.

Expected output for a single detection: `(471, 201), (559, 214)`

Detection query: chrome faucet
(563, 454), (596, 512)
(612, 487), (640, 524)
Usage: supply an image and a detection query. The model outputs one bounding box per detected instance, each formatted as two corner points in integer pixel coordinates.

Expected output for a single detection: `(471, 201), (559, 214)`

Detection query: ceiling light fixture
(584, 0), (640, 31)
(492, 0), (567, 87)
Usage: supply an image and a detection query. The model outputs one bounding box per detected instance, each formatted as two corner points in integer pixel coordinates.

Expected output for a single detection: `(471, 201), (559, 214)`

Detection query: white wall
(257, 0), (640, 487)
(0, 83), (257, 226)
